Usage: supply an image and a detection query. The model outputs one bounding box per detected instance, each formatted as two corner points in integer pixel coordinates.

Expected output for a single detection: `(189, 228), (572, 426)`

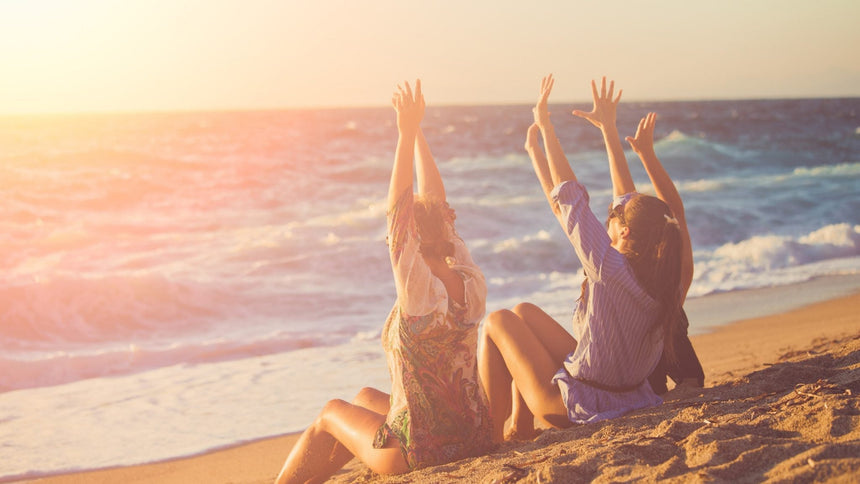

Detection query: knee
(316, 398), (348, 430)
(322, 398), (348, 415)
(511, 302), (539, 319)
(484, 309), (517, 338)
(484, 308), (532, 343)
(352, 387), (379, 406)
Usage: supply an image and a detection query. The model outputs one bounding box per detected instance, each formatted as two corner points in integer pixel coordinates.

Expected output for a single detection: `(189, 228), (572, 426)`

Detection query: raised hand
(524, 123), (541, 152)
(388, 79), (424, 209)
(392, 79), (425, 133)
(533, 75), (554, 129)
(626, 112), (657, 156)
(572, 76), (622, 130)
(527, 74), (576, 188)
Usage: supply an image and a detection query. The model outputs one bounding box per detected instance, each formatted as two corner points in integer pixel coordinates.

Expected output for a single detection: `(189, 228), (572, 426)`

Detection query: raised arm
(388, 80), (424, 210)
(626, 112), (694, 300)
(572, 77), (636, 196)
(534, 74), (576, 188)
(415, 127), (446, 203)
(524, 123), (556, 211)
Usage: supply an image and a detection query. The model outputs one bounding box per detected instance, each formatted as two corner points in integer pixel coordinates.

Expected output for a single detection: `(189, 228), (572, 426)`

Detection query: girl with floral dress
(275, 80), (491, 483)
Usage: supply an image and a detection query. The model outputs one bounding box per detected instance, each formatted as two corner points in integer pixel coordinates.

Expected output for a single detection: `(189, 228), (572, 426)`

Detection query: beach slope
(27, 293), (860, 484)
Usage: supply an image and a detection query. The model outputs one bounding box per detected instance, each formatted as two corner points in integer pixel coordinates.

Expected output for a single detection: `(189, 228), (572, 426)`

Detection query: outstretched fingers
(625, 122), (642, 147)
(647, 111), (657, 129)
(601, 77), (622, 104)
(393, 84), (407, 109)
(626, 112), (658, 151)
(392, 79), (425, 130)
(394, 79), (423, 105)
(573, 79), (598, 122)
(539, 74), (554, 104)
(415, 79), (424, 110)
(542, 74), (554, 93)
(590, 78), (599, 103)
(641, 112), (657, 135)
(395, 82), (411, 107)
(534, 74), (554, 128)
(574, 76), (625, 129)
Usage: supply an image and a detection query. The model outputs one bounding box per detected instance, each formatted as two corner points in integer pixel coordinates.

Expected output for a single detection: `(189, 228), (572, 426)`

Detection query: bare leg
(479, 316), (513, 442)
(319, 399), (408, 473)
(352, 387), (391, 414)
(275, 388), (404, 484)
(507, 382), (535, 440)
(511, 302), (577, 364)
(479, 307), (573, 442)
(275, 414), (345, 484)
(507, 303), (576, 439)
(317, 387), (392, 480)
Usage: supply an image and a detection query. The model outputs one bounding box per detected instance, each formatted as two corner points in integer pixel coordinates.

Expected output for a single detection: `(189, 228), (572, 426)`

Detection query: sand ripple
(337, 335), (860, 483)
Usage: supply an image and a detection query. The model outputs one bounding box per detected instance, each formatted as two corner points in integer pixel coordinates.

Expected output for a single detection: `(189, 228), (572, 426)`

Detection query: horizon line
(2, 93), (858, 117)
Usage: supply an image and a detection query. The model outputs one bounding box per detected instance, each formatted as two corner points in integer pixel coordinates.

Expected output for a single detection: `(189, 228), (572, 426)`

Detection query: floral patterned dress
(373, 189), (492, 469)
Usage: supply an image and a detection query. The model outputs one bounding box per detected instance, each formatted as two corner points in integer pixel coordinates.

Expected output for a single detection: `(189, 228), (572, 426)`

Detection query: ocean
(1, 98), (859, 480)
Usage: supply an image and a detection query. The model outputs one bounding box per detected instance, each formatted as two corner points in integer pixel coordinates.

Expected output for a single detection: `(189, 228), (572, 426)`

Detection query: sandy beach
(23, 290), (860, 484)
(4, 1), (859, 482)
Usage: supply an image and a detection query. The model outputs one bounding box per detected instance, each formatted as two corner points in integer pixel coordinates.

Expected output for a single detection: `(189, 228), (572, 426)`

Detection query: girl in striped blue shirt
(479, 75), (685, 442)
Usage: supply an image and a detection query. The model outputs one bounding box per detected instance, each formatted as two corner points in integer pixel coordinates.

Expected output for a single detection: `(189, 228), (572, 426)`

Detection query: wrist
(398, 126), (418, 138)
(600, 124), (619, 135)
(637, 147), (656, 158)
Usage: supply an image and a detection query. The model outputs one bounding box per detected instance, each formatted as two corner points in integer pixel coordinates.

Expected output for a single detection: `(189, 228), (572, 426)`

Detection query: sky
(1, 0), (858, 114)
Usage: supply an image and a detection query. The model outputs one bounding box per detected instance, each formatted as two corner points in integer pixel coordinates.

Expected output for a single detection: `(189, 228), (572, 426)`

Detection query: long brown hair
(580, 194), (683, 362)
(623, 195), (683, 362)
(413, 198), (455, 260)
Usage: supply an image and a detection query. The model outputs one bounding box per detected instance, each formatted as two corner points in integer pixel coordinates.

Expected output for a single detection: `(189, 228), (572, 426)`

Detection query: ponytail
(651, 219), (683, 364)
(621, 195), (684, 364)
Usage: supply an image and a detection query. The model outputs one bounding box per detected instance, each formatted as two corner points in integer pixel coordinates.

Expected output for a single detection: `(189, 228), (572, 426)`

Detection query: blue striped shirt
(550, 181), (663, 423)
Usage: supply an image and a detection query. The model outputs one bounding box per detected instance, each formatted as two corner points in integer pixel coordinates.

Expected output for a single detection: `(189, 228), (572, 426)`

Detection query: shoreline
(684, 273), (860, 334)
(18, 282), (860, 483)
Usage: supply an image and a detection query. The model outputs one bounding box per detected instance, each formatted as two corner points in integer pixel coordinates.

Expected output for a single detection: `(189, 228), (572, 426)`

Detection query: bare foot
(664, 378), (705, 401)
(504, 427), (543, 441)
(508, 382), (535, 440)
